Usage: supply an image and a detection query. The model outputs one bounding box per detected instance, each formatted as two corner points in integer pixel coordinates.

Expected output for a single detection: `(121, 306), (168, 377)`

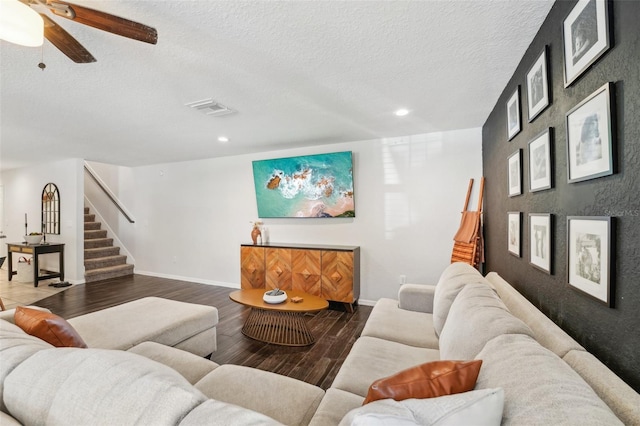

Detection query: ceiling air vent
(185, 98), (236, 117)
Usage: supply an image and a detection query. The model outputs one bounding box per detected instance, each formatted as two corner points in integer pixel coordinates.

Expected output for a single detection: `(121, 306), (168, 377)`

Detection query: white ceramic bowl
(263, 290), (287, 304)
(24, 234), (43, 245)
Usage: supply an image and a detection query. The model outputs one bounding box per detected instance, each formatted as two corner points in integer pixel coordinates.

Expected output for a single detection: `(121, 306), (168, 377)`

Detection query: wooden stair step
(84, 237), (113, 249)
(84, 229), (107, 240)
(84, 255), (127, 271)
(84, 246), (120, 259)
(84, 264), (134, 283)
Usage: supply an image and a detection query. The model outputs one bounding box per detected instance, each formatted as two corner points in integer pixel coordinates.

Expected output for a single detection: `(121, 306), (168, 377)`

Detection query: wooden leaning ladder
(451, 177), (485, 268)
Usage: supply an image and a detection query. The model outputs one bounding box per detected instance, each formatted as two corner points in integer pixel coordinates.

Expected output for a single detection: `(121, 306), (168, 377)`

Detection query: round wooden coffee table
(229, 289), (329, 346)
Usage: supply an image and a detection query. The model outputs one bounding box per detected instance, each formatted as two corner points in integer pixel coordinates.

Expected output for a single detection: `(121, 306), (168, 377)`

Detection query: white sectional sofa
(1, 263), (639, 425)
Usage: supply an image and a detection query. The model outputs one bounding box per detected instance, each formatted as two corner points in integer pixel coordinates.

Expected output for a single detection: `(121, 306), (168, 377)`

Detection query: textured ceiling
(0, 0), (554, 170)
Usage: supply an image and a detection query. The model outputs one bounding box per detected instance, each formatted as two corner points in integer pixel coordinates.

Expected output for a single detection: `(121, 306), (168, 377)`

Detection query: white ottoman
(68, 297), (218, 356)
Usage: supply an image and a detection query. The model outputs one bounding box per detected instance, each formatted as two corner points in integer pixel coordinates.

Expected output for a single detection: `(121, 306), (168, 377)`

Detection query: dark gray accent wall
(482, 0), (640, 392)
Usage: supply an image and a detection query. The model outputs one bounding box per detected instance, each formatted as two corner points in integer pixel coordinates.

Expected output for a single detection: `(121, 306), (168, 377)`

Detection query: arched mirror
(42, 183), (60, 234)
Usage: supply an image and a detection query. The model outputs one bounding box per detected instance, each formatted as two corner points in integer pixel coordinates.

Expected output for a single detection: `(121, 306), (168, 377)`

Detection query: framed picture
(528, 128), (553, 192)
(508, 212), (522, 257)
(567, 216), (614, 307)
(566, 82), (615, 183)
(508, 149), (522, 197)
(506, 86), (521, 140)
(530, 213), (553, 274)
(526, 47), (550, 121)
(563, 0), (612, 87)
(252, 151), (355, 218)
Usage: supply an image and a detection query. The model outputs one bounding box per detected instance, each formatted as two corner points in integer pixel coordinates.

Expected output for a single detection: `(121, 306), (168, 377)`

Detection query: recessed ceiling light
(218, 136), (229, 143)
(395, 108), (410, 116)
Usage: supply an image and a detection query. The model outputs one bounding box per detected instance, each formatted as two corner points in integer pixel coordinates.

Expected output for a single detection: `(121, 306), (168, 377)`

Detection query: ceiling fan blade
(46, 0), (158, 45)
(41, 14), (96, 63)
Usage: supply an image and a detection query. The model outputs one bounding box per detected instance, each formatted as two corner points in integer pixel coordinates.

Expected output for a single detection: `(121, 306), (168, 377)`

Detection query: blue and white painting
(252, 151), (355, 218)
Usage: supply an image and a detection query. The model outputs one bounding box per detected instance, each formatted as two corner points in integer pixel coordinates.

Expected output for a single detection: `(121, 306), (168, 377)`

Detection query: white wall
(1, 159), (85, 283)
(124, 128), (482, 302)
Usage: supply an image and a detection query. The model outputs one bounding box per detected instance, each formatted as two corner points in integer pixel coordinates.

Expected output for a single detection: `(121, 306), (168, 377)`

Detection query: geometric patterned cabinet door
(240, 246), (265, 289)
(321, 250), (355, 304)
(240, 243), (360, 310)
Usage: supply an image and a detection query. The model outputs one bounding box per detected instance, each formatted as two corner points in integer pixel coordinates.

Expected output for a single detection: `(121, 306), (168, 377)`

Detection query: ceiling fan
(25, 0), (158, 63)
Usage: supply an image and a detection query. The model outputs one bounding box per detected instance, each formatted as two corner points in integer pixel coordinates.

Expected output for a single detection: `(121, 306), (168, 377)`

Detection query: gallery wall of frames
(482, 0), (640, 392)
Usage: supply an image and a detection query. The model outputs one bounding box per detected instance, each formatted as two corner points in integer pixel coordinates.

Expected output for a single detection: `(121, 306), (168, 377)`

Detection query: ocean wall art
(252, 151), (355, 218)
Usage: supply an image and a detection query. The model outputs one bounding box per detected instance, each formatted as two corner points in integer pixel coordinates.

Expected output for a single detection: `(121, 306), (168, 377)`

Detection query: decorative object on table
(526, 46), (550, 122)
(263, 288), (287, 304)
(250, 221), (262, 245)
(566, 82), (615, 183)
(24, 233), (43, 245)
(506, 86), (521, 141)
(529, 213), (553, 274)
(508, 149), (522, 197)
(507, 212), (522, 258)
(290, 296), (303, 303)
(528, 128), (554, 192)
(563, 0), (612, 87)
(252, 151), (355, 218)
(567, 216), (614, 307)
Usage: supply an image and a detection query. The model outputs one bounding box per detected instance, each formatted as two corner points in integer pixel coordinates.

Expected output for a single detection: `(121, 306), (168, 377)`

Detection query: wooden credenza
(241, 243), (360, 310)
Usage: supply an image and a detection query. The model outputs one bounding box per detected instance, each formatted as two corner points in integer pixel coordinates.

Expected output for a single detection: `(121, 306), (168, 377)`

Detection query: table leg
(242, 308), (316, 346)
(33, 250), (39, 287)
(7, 252), (13, 281)
(59, 246), (65, 281)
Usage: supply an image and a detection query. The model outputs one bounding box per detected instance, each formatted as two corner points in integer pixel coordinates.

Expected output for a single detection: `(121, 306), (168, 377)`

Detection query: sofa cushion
(128, 341), (219, 385)
(340, 387), (504, 426)
(360, 298), (438, 349)
(332, 336), (440, 397)
(4, 347), (207, 425)
(309, 388), (365, 426)
(195, 364), (325, 426)
(432, 262), (488, 337)
(438, 283), (534, 360)
(14, 306), (87, 348)
(0, 320), (53, 414)
(475, 334), (623, 425)
(180, 399), (283, 425)
(363, 360), (482, 404)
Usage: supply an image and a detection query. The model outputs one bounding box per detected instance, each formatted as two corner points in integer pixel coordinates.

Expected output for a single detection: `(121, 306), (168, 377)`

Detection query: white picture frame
(508, 149), (522, 197)
(563, 0), (612, 87)
(527, 47), (550, 122)
(528, 128), (553, 192)
(530, 213), (552, 274)
(507, 86), (521, 140)
(508, 212), (522, 257)
(567, 216), (614, 307)
(566, 82), (614, 183)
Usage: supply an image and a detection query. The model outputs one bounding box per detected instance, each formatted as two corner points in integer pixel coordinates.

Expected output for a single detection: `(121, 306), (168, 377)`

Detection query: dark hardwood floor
(35, 275), (372, 390)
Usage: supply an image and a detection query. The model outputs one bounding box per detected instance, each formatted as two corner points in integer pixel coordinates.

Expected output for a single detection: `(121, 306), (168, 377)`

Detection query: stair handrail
(83, 162), (135, 224)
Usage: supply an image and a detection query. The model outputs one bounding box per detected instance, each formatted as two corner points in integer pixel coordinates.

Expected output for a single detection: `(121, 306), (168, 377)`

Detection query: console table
(6, 242), (65, 287)
(240, 243), (360, 311)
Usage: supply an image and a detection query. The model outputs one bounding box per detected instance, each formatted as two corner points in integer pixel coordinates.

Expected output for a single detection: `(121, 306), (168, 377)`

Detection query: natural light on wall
(0, 0), (44, 47)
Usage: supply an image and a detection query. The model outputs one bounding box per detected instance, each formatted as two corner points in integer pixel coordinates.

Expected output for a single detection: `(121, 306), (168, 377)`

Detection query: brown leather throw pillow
(14, 306), (88, 348)
(363, 359), (482, 405)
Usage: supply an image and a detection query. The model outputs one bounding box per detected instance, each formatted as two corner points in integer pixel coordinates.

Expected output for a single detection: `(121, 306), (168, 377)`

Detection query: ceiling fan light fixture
(0, 0), (44, 47)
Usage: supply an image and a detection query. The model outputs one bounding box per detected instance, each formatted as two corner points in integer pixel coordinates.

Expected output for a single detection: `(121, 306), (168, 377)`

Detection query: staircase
(84, 207), (134, 282)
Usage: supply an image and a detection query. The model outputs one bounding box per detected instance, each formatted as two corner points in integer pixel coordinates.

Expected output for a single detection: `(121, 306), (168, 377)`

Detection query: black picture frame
(563, 0), (612, 87)
(508, 149), (522, 197)
(508, 212), (522, 257)
(529, 213), (553, 274)
(528, 128), (553, 192)
(526, 47), (550, 122)
(507, 86), (521, 141)
(566, 82), (615, 183)
(567, 216), (614, 307)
